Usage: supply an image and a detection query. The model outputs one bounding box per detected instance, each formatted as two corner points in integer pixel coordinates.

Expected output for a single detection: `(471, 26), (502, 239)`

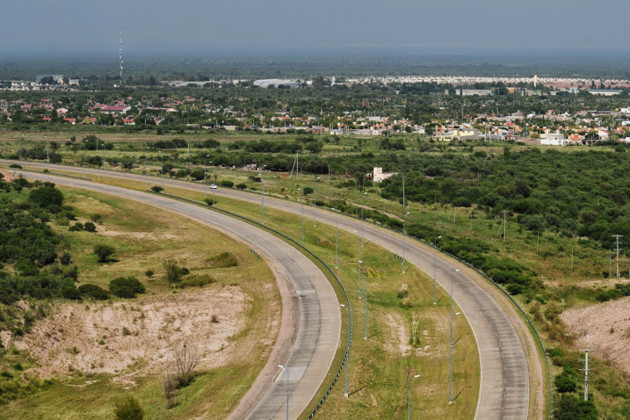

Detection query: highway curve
(8, 161), (541, 419)
(17, 170), (341, 420)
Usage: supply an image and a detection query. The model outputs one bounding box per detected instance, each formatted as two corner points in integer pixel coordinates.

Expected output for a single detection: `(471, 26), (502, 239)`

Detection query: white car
(210, 183), (218, 189)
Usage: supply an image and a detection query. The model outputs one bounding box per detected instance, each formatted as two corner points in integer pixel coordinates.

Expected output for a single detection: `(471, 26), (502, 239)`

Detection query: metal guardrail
(14, 161), (551, 418)
(157, 192), (353, 419)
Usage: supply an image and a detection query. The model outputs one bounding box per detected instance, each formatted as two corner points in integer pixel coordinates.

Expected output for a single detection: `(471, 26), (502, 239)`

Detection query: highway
(6, 161), (540, 419)
(16, 170), (341, 420)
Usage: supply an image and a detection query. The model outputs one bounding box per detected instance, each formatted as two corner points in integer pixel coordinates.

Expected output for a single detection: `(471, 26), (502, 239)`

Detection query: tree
(113, 396), (144, 420)
(163, 260), (183, 286)
(93, 244), (115, 263)
(29, 184), (64, 208)
(554, 394), (597, 420)
(109, 277), (145, 298)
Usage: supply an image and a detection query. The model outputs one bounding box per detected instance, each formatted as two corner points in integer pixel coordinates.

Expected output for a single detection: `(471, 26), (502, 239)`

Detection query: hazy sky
(2, 0), (629, 56)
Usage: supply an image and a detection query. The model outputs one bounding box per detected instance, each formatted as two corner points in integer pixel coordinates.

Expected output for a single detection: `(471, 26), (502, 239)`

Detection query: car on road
(210, 183), (218, 189)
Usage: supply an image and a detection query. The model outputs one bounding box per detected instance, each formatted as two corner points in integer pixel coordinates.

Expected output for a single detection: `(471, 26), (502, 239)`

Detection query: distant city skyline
(2, 0), (630, 57)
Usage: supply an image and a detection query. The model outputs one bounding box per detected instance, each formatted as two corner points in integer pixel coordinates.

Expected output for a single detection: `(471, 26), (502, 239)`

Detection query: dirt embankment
(561, 296), (630, 374)
(10, 286), (247, 384)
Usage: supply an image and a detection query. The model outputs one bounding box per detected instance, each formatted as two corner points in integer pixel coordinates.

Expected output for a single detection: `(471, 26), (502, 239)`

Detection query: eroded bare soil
(9, 286), (247, 385)
(561, 296), (630, 374)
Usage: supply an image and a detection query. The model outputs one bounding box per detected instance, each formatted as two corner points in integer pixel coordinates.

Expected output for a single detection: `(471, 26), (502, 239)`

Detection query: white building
(373, 167), (396, 183)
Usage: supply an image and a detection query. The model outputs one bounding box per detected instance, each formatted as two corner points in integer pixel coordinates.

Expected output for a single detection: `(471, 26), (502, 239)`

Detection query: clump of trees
(109, 277), (145, 298)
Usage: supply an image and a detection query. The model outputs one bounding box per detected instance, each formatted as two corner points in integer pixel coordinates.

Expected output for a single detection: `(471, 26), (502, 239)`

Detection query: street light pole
(144, 152), (147, 188)
(160, 151), (164, 191)
(204, 155), (208, 196)
(82, 140), (86, 178)
(403, 211), (410, 273)
(300, 189), (305, 242)
(261, 168), (265, 225)
(450, 268), (460, 404)
(212, 170), (216, 206)
(364, 261), (368, 340)
(408, 374), (421, 420)
(433, 236), (442, 305)
(313, 180), (317, 226)
(358, 259), (362, 299)
(332, 208), (339, 268)
(277, 365), (289, 420)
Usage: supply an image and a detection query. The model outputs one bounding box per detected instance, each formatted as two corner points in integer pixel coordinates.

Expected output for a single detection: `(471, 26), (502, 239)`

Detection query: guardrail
(13, 161), (551, 418)
(157, 192), (353, 419)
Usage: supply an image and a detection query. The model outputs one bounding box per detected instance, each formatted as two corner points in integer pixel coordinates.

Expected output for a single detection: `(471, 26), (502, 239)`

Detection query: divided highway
(7, 161), (540, 419)
(17, 170), (341, 420)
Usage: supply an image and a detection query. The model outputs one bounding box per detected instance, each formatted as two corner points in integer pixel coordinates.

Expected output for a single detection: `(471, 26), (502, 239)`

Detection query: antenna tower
(118, 29), (124, 87)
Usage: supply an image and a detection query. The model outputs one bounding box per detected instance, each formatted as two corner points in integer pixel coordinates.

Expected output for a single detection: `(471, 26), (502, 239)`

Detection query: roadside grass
(3, 187), (279, 419)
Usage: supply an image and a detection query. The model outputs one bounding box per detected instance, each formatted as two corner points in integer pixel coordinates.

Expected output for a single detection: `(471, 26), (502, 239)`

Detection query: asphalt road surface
(17, 170), (341, 420)
(6, 161), (535, 419)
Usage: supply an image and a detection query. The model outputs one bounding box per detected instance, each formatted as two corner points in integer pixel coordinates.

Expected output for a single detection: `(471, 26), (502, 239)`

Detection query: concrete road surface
(17, 170), (341, 420)
(6, 161), (537, 419)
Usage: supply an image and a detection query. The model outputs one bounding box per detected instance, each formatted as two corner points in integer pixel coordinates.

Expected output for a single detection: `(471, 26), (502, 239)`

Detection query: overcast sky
(2, 0), (629, 57)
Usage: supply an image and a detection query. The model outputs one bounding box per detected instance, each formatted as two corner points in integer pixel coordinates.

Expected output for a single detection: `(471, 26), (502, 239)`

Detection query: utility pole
(579, 349), (595, 401)
(433, 236), (442, 305)
(501, 210), (509, 241)
(19, 136), (23, 161)
(613, 235), (622, 278)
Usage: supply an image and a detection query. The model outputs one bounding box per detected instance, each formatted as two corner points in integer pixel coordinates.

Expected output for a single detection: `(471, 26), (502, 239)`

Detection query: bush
(181, 274), (215, 288)
(220, 180), (234, 188)
(9, 164), (22, 169)
(555, 371), (577, 393)
(29, 184), (64, 208)
(60, 252), (72, 266)
(208, 252), (238, 268)
(236, 183), (247, 190)
(109, 277), (145, 298)
(163, 260), (183, 286)
(145, 269), (154, 278)
(78, 284), (110, 300)
(114, 396), (144, 420)
(151, 185), (164, 193)
(554, 394), (597, 420)
(69, 222), (84, 231)
(93, 244), (115, 263)
(83, 222), (97, 232)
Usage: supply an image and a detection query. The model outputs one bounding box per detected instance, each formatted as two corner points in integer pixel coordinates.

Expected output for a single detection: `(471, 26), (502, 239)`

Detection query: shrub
(9, 164), (22, 169)
(208, 252), (238, 268)
(163, 260), (183, 286)
(219, 180), (234, 188)
(109, 277), (145, 299)
(83, 222), (97, 232)
(78, 284), (109, 300)
(236, 183), (247, 190)
(60, 252), (72, 266)
(69, 222), (84, 231)
(29, 184), (64, 208)
(90, 214), (103, 224)
(145, 269), (154, 278)
(555, 371), (577, 393)
(151, 185), (164, 193)
(181, 274), (215, 288)
(93, 244), (115, 263)
(113, 396), (144, 420)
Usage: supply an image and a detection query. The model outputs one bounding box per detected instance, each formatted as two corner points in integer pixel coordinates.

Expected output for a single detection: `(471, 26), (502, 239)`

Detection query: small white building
(540, 131), (569, 146)
(373, 167), (396, 183)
